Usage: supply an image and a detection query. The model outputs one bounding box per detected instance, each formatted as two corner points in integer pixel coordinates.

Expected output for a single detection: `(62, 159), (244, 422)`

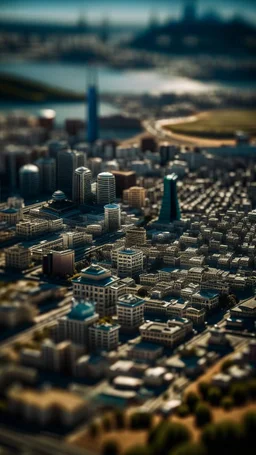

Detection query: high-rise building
(123, 186), (146, 209)
(43, 250), (74, 277)
(5, 145), (31, 190)
(89, 157), (102, 177)
(73, 167), (92, 204)
(158, 174), (180, 224)
(140, 136), (158, 153)
(117, 294), (145, 331)
(97, 172), (116, 205)
(125, 227), (147, 248)
(35, 157), (56, 194)
(87, 70), (98, 143)
(117, 249), (144, 278)
(19, 164), (40, 198)
(111, 170), (136, 198)
(183, 0), (197, 22)
(104, 203), (121, 232)
(57, 149), (85, 198)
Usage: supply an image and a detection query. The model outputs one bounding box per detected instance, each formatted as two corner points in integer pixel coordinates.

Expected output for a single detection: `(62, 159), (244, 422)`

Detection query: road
(0, 293), (72, 350)
(0, 426), (94, 455)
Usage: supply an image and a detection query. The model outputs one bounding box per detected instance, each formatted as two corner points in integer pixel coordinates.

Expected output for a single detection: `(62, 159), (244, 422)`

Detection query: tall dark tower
(158, 174), (181, 224)
(87, 68), (99, 144)
(183, 0), (198, 22)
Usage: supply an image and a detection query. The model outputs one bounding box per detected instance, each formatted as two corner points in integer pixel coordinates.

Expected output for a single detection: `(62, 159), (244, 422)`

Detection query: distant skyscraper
(19, 164), (40, 198)
(35, 157), (56, 194)
(183, 0), (197, 22)
(104, 203), (121, 232)
(73, 167), (92, 204)
(158, 174), (180, 224)
(87, 69), (98, 143)
(97, 172), (116, 205)
(57, 149), (85, 198)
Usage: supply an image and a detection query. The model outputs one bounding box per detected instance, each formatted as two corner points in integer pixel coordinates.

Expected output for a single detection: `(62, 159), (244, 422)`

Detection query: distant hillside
(0, 73), (83, 103)
(131, 18), (256, 57)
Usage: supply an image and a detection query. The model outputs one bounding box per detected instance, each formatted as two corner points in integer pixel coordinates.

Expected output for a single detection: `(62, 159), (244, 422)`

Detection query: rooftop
(68, 301), (95, 321)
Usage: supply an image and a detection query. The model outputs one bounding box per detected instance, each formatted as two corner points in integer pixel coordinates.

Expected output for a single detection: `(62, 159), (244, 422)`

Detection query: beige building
(125, 227), (147, 248)
(5, 244), (31, 269)
(117, 248), (144, 278)
(8, 386), (87, 426)
(123, 186), (146, 209)
(140, 318), (193, 347)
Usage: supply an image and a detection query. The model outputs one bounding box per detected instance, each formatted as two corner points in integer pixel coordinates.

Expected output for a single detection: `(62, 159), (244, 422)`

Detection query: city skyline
(1, 0), (256, 25)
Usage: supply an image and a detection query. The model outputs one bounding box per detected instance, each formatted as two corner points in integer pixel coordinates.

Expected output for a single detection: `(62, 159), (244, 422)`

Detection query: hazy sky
(1, 0), (256, 24)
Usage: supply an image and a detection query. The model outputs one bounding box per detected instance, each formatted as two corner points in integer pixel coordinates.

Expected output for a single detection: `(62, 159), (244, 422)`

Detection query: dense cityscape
(0, 1), (256, 455)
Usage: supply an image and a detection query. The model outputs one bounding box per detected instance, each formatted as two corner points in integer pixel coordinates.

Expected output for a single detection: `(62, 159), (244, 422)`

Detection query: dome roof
(104, 204), (120, 209)
(19, 164), (39, 174)
(75, 167), (91, 174)
(68, 301), (95, 321)
(98, 172), (114, 178)
(52, 190), (66, 201)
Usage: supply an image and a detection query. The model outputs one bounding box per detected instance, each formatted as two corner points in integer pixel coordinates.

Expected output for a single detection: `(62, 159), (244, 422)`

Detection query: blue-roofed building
(0, 206), (21, 225)
(191, 290), (219, 309)
(117, 294), (145, 331)
(72, 264), (126, 317)
(89, 321), (120, 351)
(57, 298), (99, 346)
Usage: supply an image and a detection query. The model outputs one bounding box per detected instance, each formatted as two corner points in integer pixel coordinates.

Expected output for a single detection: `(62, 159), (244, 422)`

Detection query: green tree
(176, 404), (190, 418)
(195, 402), (212, 427)
(248, 379), (256, 400)
(202, 420), (244, 455)
(186, 392), (200, 413)
(102, 415), (112, 432)
(198, 382), (210, 400)
(221, 396), (234, 411)
(230, 383), (248, 406)
(207, 386), (222, 406)
(242, 410), (256, 446)
(125, 446), (149, 455)
(129, 412), (152, 430)
(172, 442), (207, 455)
(149, 421), (191, 455)
(102, 440), (119, 455)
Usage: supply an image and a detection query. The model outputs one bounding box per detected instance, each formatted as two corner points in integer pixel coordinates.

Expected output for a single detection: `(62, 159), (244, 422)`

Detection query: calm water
(1, 61), (222, 95)
(1, 61), (256, 126)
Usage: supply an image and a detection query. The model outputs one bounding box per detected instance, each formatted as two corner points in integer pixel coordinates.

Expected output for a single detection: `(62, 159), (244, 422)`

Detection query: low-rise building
(117, 294), (145, 331)
(5, 244), (31, 270)
(7, 386), (87, 427)
(139, 318), (193, 347)
(89, 322), (120, 351)
(191, 290), (219, 310)
(117, 248), (144, 279)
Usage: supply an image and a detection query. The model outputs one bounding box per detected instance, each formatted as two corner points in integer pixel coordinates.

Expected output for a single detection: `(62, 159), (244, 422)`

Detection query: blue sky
(1, 1), (256, 24)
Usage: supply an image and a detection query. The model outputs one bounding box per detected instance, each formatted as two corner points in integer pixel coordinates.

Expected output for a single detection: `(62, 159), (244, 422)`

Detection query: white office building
(117, 294), (145, 331)
(97, 172), (116, 205)
(104, 203), (121, 232)
(89, 322), (120, 351)
(73, 167), (92, 204)
(117, 248), (144, 278)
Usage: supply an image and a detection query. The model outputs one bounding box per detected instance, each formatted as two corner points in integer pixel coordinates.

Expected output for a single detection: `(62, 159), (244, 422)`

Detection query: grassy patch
(165, 109), (256, 139)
